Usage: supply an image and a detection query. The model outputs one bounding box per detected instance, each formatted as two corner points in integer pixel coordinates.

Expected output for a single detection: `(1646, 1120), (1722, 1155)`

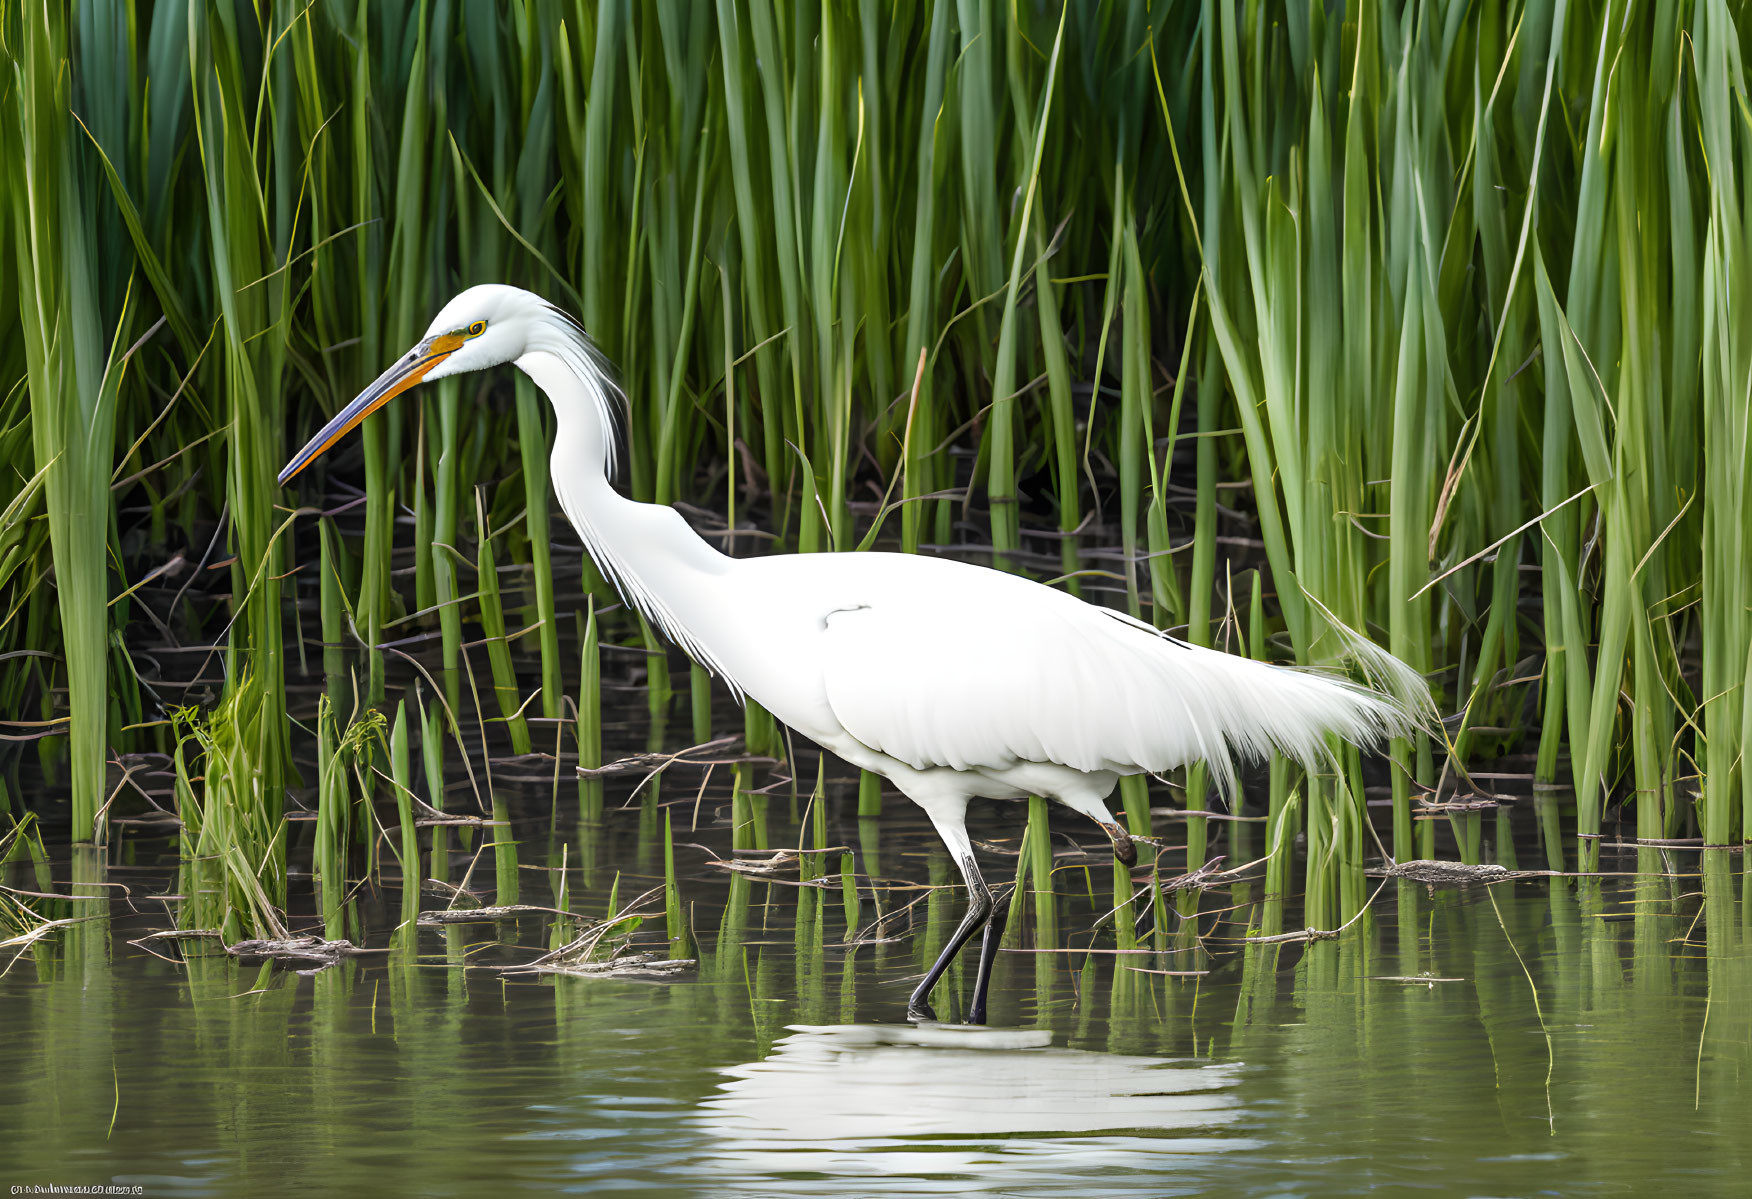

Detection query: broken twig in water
(129, 928), (222, 944)
(577, 736), (774, 779)
(225, 936), (372, 967)
(1376, 860), (1546, 886)
(417, 904), (580, 925)
(512, 952), (695, 980)
(1245, 926), (1341, 946)
(1159, 856), (1231, 893)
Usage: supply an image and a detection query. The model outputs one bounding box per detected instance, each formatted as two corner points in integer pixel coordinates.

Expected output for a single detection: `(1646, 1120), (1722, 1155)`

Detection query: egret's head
(418, 284), (544, 380)
(278, 284), (574, 485)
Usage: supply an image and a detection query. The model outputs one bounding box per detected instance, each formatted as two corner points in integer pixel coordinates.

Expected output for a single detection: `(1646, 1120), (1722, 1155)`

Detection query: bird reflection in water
(694, 1024), (1257, 1193)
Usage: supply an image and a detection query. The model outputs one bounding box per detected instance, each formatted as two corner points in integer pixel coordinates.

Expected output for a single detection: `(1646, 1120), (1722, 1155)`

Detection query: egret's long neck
(515, 349), (737, 684)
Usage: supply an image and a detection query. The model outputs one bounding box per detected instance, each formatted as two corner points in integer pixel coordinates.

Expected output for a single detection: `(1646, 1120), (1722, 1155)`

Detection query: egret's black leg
(906, 853), (992, 1023)
(965, 886), (1012, 1025)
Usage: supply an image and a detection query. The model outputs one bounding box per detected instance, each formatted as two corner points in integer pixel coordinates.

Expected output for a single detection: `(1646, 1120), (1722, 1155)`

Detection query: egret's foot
(965, 1004), (989, 1026)
(1102, 821), (1137, 866)
(907, 1000), (938, 1023)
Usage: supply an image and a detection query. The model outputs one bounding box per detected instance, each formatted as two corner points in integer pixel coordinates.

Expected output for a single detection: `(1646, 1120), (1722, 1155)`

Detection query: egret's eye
(467, 320), (487, 338)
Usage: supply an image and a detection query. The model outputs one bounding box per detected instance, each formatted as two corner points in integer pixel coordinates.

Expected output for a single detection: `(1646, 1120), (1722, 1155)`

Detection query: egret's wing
(817, 572), (1411, 789)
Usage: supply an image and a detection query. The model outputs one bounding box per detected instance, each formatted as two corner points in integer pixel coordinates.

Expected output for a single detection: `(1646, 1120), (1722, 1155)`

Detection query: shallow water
(5, 570), (1748, 1196)
(3, 779), (1748, 1197)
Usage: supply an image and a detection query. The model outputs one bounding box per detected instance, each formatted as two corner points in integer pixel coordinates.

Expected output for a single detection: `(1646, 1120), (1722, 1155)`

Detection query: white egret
(280, 285), (1427, 1024)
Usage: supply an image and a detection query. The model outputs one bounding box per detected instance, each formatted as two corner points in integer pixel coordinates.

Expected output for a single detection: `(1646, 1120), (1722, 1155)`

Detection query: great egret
(280, 285), (1426, 1024)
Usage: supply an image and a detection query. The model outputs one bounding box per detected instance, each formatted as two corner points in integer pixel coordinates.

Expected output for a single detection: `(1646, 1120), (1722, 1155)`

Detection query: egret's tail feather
(1154, 633), (1431, 799)
(1296, 587), (1438, 734)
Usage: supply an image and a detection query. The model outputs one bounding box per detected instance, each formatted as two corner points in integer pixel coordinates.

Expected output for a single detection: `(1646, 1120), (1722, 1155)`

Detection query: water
(3, 787), (1748, 1196)
(4, 583), (1748, 1196)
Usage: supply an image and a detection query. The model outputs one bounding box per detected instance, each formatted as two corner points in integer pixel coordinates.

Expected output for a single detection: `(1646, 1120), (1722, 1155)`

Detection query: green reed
(2, 2), (134, 841)
(663, 809), (686, 958)
(390, 699), (420, 930)
(10, 1), (1752, 919)
(473, 494), (532, 755)
(313, 695), (386, 941)
(172, 686), (288, 942)
(420, 693), (450, 886)
(575, 603), (603, 826)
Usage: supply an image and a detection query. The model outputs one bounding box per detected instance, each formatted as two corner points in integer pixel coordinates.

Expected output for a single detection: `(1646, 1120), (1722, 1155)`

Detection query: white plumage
(811, 554), (1407, 789)
(280, 285), (1430, 1026)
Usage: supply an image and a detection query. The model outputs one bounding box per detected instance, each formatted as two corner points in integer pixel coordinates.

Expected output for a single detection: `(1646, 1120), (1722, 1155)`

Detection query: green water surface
(1, 799), (1746, 1198)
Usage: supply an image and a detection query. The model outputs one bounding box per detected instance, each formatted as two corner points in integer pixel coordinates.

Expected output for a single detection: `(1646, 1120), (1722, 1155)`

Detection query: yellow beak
(277, 331), (467, 486)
